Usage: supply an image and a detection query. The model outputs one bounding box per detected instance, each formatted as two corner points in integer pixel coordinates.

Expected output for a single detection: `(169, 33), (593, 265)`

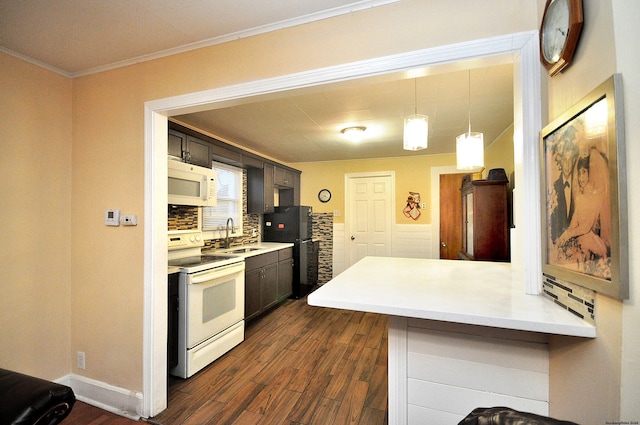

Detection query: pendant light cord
(467, 70), (472, 135)
(414, 78), (418, 115)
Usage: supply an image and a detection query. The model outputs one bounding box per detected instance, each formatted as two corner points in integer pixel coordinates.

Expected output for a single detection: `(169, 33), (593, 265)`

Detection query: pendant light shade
(403, 114), (429, 150)
(456, 132), (484, 170)
(456, 70), (484, 171)
(403, 79), (428, 150)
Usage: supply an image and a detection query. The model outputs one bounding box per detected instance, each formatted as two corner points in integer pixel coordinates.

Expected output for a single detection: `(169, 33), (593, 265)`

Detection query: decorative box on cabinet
(460, 178), (510, 262)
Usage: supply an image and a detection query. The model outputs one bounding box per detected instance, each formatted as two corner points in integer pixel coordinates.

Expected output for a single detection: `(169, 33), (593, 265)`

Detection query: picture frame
(540, 74), (628, 300)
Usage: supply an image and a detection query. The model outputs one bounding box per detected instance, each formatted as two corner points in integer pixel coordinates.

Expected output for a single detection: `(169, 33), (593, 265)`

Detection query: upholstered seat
(458, 407), (579, 425)
(0, 368), (75, 425)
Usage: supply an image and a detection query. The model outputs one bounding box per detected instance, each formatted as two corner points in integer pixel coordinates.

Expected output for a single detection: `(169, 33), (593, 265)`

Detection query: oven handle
(190, 262), (245, 284)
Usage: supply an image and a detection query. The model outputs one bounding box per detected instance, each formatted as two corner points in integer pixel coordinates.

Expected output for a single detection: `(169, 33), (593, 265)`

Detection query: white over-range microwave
(168, 159), (217, 207)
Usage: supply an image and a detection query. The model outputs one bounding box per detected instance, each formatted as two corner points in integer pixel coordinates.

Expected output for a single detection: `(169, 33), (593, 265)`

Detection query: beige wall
(293, 154), (455, 224)
(0, 52), (73, 379)
(293, 127), (514, 226)
(484, 125), (515, 181)
(2, 0), (639, 421)
(68, 0), (537, 392)
(543, 0), (640, 422)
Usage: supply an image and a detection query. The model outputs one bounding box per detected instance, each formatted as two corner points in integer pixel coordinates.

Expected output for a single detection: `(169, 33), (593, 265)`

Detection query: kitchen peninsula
(307, 257), (595, 424)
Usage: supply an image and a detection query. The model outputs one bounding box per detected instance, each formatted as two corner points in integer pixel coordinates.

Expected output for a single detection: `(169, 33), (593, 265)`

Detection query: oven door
(184, 261), (245, 349)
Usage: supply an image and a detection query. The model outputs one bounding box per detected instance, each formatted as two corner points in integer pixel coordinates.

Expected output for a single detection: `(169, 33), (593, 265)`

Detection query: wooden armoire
(459, 176), (510, 262)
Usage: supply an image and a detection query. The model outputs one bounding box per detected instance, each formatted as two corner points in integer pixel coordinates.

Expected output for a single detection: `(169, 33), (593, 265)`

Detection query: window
(202, 162), (243, 237)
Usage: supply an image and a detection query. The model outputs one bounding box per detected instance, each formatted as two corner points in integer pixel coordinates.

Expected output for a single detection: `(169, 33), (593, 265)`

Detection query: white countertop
(203, 242), (294, 258)
(307, 257), (595, 338)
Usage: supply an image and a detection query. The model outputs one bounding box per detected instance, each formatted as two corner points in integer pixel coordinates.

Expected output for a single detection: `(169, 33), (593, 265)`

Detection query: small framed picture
(540, 74), (628, 299)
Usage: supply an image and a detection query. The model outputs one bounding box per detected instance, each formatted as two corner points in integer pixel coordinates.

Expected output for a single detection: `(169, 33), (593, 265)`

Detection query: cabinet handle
(350, 236), (355, 241)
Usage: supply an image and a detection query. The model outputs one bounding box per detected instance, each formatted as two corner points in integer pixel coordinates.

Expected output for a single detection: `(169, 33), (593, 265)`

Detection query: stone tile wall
(312, 212), (333, 285)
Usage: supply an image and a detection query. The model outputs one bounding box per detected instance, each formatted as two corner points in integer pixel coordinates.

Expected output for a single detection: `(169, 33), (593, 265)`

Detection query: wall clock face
(318, 189), (331, 203)
(540, 0), (583, 76)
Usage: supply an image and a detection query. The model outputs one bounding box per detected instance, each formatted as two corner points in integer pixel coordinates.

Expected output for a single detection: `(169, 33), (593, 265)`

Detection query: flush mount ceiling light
(341, 126), (367, 142)
(456, 70), (484, 171)
(403, 79), (428, 151)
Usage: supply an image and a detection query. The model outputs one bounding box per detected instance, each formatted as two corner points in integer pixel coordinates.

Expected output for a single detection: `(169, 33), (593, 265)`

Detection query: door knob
(441, 242), (447, 247)
(351, 236), (355, 240)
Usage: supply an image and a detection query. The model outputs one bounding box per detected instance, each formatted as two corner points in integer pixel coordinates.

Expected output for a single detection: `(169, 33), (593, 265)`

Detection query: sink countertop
(203, 242), (294, 258)
(308, 256), (596, 338)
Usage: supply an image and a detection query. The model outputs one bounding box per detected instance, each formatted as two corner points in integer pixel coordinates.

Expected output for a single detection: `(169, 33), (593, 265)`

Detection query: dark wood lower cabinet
(244, 248), (292, 322)
(277, 248), (293, 301)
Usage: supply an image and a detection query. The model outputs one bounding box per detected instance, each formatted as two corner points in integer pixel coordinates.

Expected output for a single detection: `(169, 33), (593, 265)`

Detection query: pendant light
(456, 70), (484, 170)
(403, 79), (428, 151)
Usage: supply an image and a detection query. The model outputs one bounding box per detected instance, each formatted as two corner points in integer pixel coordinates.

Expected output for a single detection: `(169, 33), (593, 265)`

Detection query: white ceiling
(0, 0), (514, 163)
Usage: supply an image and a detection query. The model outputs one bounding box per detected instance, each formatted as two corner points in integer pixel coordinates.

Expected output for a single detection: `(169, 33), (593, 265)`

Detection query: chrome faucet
(225, 217), (235, 248)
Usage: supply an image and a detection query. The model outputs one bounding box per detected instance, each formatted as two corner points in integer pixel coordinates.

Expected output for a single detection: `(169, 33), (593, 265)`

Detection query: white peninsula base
(308, 257), (595, 425)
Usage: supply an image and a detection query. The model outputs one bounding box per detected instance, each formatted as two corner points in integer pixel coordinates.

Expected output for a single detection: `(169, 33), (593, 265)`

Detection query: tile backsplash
(168, 169), (334, 284)
(168, 205), (198, 230)
(542, 273), (596, 326)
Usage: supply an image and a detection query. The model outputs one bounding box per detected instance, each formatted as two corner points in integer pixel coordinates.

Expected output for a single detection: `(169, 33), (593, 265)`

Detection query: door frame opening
(143, 31), (542, 417)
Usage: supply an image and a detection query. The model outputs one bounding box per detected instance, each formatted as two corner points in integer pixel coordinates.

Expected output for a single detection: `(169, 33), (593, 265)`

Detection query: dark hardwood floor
(64, 297), (388, 425)
(64, 401), (140, 424)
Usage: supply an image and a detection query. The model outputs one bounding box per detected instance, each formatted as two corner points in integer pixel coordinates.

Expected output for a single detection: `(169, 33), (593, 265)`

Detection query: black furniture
(457, 407), (580, 425)
(0, 368), (75, 425)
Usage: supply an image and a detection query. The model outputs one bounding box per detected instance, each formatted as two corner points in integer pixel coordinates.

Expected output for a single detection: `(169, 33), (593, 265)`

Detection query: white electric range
(168, 230), (245, 378)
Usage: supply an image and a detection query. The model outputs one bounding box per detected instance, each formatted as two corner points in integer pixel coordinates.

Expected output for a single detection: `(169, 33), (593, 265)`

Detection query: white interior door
(346, 172), (393, 267)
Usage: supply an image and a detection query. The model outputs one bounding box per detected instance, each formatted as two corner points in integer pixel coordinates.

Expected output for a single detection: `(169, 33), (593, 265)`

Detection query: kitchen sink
(229, 247), (263, 254)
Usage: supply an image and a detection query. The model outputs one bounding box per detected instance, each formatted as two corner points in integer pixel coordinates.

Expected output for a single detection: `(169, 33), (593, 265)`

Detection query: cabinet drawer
(245, 251), (279, 270)
(278, 247), (293, 261)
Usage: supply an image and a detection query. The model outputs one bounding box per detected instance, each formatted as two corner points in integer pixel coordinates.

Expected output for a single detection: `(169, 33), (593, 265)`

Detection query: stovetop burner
(168, 230), (244, 273)
(168, 255), (238, 268)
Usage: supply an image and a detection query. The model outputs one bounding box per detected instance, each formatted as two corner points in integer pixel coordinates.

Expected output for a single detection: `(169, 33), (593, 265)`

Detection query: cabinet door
(278, 172), (300, 207)
(245, 268), (262, 322)
(277, 258), (293, 301)
(247, 164), (275, 213)
(168, 129), (186, 160)
(261, 263), (279, 311)
(185, 135), (211, 168)
(465, 191), (474, 257)
(274, 166), (293, 187)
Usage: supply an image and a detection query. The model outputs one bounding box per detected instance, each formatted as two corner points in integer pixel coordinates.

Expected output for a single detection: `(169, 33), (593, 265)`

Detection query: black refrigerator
(263, 206), (318, 298)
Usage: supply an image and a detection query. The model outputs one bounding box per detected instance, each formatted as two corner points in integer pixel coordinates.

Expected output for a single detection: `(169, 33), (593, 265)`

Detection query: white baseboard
(56, 374), (142, 420)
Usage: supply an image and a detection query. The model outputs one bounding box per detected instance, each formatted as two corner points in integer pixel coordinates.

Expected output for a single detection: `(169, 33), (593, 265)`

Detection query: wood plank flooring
(63, 401), (140, 424)
(64, 297), (388, 425)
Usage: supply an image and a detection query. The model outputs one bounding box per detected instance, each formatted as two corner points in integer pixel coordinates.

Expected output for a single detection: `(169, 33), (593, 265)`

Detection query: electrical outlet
(77, 351), (86, 370)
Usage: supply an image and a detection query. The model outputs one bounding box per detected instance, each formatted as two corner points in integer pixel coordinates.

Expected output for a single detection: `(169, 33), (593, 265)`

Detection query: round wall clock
(318, 189), (331, 203)
(540, 0), (584, 76)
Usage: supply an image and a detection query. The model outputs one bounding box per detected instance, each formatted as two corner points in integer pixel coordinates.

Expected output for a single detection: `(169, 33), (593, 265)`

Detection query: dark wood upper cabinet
(167, 128), (211, 167)
(247, 163), (275, 214)
(168, 122), (301, 210)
